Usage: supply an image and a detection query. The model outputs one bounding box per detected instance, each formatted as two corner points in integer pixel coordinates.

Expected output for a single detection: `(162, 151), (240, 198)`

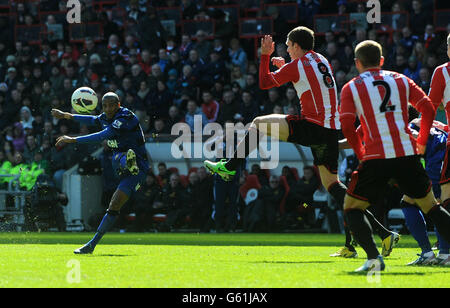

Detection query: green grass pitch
(0, 232), (448, 288)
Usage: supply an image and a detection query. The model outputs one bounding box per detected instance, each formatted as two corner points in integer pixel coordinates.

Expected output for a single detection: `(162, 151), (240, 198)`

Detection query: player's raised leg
(204, 114), (289, 181)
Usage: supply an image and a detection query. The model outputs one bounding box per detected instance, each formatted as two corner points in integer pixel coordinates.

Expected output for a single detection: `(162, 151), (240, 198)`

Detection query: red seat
(239, 174), (261, 200)
(169, 167), (179, 175)
(179, 174), (189, 188)
(188, 167), (198, 176)
(278, 175), (290, 215)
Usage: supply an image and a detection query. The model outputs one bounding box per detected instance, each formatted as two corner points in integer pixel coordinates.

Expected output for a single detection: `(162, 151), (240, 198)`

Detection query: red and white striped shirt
(429, 62), (450, 124)
(259, 51), (340, 129)
(340, 69), (435, 161)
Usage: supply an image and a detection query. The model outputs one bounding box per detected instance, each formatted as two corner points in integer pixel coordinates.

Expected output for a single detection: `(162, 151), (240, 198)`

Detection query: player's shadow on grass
(252, 261), (334, 264)
(89, 254), (134, 257)
(345, 271), (449, 276)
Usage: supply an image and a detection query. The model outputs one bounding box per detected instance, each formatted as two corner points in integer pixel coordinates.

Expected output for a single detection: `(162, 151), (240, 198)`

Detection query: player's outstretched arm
(51, 109), (73, 120)
(55, 135), (76, 147)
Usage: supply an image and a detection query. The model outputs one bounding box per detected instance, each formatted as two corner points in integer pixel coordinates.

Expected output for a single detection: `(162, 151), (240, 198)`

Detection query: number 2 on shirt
(373, 80), (394, 113)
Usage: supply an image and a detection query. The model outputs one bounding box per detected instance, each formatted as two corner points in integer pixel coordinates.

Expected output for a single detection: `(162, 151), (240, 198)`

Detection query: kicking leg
(205, 115), (289, 180)
(74, 189), (129, 254)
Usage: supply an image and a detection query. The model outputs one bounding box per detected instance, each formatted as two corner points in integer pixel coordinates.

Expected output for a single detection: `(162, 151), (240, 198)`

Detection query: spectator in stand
(262, 88), (281, 116)
(179, 34), (195, 60)
(181, 0), (198, 20)
(20, 106), (34, 131)
(237, 90), (259, 125)
(157, 48), (169, 73)
(285, 166), (320, 228)
(410, 0), (432, 36)
(167, 105), (183, 129)
(161, 172), (190, 230)
(418, 67), (431, 93)
(157, 162), (172, 187)
(23, 135), (39, 164)
(243, 73), (263, 104)
(201, 90), (220, 123)
(138, 49), (153, 75)
(189, 169), (213, 231)
(193, 30), (212, 62)
(298, 0), (320, 29)
(148, 118), (170, 138)
(147, 79), (172, 120)
(258, 175), (285, 232)
(394, 54), (408, 73)
(12, 122), (26, 153)
(217, 90), (238, 125)
(177, 65), (197, 99)
(403, 55), (421, 83)
(137, 6), (166, 54)
(165, 51), (183, 79)
(184, 49), (205, 81)
(134, 172), (162, 231)
(250, 164), (269, 186)
(230, 65), (246, 89)
(229, 38), (247, 74)
(131, 63), (147, 86)
(202, 51), (227, 88)
(400, 27), (419, 56)
(184, 100), (209, 131)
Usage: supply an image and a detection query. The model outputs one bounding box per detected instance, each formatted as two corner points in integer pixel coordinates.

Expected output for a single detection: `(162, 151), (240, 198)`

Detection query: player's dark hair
(287, 26), (315, 51)
(355, 40), (382, 68)
(102, 92), (120, 105)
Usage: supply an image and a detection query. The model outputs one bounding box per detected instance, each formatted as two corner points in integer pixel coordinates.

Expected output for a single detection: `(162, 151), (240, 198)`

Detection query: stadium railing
(0, 174), (30, 231)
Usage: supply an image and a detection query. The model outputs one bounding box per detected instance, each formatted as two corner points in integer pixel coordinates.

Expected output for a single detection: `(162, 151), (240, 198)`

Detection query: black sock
(365, 209), (391, 240)
(327, 181), (347, 208)
(327, 182), (355, 249)
(426, 204), (450, 244)
(345, 208), (379, 259)
(344, 225), (355, 250)
(225, 127), (261, 171)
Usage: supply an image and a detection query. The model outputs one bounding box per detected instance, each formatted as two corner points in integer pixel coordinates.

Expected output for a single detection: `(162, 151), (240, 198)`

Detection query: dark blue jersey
(74, 107), (148, 164)
(409, 123), (447, 184)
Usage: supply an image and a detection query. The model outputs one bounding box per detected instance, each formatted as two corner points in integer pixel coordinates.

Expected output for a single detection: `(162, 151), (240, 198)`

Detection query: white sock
(437, 253), (449, 259)
(423, 251), (435, 258)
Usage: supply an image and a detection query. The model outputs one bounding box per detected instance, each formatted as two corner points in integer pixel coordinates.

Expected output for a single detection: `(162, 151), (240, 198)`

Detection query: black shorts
(347, 155), (431, 203)
(286, 115), (339, 173)
(440, 144), (450, 185)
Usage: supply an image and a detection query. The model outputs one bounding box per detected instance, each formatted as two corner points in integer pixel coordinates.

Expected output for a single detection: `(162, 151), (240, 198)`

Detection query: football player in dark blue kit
(51, 92), (149, 254)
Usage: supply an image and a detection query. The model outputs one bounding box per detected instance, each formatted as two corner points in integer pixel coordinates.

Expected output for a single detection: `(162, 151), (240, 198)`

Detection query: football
(71, 87), (98, 114)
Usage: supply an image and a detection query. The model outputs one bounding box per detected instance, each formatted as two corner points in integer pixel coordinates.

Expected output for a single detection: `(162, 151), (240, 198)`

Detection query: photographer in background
(24, 174), (68, 231)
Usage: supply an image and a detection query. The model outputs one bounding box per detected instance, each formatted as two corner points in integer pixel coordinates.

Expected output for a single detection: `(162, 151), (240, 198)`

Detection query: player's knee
(252, 117), (263, 129)
(343, 194), (367, 210)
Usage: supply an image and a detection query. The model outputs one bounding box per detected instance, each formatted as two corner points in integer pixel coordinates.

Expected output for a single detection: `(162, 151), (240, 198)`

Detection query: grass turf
(0, 232), (448, 288)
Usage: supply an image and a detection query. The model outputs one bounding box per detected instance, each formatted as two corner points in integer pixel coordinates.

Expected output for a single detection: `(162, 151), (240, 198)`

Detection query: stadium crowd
(0, 0), (449, 232)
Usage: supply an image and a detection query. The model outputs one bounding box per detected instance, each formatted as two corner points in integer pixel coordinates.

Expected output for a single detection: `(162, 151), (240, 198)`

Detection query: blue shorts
(111, 153), (149, 197)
